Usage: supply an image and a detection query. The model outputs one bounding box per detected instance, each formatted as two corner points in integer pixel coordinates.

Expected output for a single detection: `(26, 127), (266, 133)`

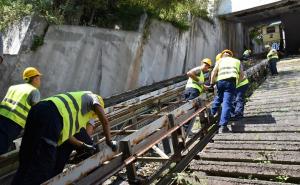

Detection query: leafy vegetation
(31, 35), (44, 51)
(275, 175), (289, 183)
(1, 0), (211, 31)
(0, 0), (33, 31)
(249, 26), (263, 45)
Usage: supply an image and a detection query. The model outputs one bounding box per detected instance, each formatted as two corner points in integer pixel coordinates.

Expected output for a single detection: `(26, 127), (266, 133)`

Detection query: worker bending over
(182, 58), (212, 135)
(183, 58), (212, 100)
(209, 50), (244, 133)
(0, 67), (42, 155)
(12, 91), (116, 185)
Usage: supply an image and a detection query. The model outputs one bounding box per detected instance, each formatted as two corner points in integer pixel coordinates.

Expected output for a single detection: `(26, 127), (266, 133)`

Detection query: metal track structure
(0, 60), (269, 185)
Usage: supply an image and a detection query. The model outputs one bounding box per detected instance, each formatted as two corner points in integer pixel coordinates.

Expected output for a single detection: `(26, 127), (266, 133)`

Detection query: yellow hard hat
(202, 58), (212, 67)
(23, 67), (42, 81)
(215, 53), (222, 62)
(221, 49), (233, 57)
(96, 95), (105, 108)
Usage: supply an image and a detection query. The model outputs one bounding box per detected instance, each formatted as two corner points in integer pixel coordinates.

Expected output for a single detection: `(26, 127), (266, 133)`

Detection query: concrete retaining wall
(0, 17), (245, 98)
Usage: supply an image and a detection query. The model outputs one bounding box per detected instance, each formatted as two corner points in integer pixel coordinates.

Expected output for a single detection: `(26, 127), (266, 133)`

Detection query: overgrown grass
(1, 0), (211, 31)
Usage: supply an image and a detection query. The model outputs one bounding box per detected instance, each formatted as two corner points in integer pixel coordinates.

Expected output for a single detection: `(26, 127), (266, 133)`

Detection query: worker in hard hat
(231, 66), (249, 120)
(182, 58), (212, 135)
(209, 49), (244, 133)
(12, 91), (117, 185)
(0, 67), (42, 155)
(183, 58), (212, 100)
(265, 45), (279, 75)
(241, 49), (251, 61)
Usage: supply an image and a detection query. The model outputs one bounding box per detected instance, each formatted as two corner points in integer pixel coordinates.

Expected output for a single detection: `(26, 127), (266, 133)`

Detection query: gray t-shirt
(81, 93), (101, 115)
(27, 89), (41, 106)
(189, 66), (202, 76)
(81, 93), (102, 126)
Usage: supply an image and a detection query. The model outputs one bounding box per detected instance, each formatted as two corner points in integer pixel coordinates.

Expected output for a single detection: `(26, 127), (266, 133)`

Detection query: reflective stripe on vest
(185, 70), (204, 93)
(0, 83), (36, 128)
(44, 91), (97, 145)
(217, 57), (240, 81)
(237, 78), (249, 88)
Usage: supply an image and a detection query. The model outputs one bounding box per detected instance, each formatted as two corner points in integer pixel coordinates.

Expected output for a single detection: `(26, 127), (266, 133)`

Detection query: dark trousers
(12, 101), (63, 185)
(183, 87), (200, 101)
(211, 79), (236, 126)
(232, 83), (249, 117)
(53, 128), (93, 176)
(182, 88), (200, 134)
(269, 58), (279, 75)
(0, 115), (22, 155)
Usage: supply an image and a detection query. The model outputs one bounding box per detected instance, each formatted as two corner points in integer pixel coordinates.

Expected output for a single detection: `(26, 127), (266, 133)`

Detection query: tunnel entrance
(220, 0), (300, 55)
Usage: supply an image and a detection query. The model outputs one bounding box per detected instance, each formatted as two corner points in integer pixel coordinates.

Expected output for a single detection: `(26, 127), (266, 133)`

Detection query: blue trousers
(183, 87), (200, 100)
(232, 83), (249, 117)
(182, 88), (200, 134)
(269, 58), (278, 75)
(0, 115), (22, 155)
(12, 101), (63, 185)
(211, 79), (236, 126)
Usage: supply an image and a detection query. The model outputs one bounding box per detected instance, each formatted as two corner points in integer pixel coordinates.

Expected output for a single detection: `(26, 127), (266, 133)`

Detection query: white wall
(218, 0), (282, 15)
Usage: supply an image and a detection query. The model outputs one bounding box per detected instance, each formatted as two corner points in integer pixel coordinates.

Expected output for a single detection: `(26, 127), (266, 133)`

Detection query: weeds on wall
(30, 35), (44, 51)
(1, 0), (211, 32)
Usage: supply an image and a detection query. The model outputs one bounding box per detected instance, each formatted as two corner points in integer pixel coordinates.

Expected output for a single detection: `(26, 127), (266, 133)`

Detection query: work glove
(81, 142), (97, 154)
(206, 84), (214, 92)
(106, 140), (118, 152)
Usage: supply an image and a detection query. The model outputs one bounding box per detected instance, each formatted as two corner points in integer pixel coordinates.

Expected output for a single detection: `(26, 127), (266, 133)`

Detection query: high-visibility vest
(243, 50), (250, 56)
(237, 78), (249, 88)
(0, 83), (37, 128)
(267, 49), (279, 60)
(44, 91), (100, 145)
(217, 57), (240, 82)
(185, 70), (205, 93)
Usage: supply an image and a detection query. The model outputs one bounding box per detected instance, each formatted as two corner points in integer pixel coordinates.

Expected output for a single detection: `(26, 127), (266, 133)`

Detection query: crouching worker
(11, 91), (117, 185)
(182, 58), (212, 135)
(183, 58), (212, 100)
(0, 67), (42, 155)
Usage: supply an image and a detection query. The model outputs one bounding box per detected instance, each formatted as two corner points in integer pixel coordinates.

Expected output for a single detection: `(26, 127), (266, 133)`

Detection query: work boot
(218, 126), (230, 133)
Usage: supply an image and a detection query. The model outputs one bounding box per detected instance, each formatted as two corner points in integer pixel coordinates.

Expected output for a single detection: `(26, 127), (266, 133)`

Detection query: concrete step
(199, 150), (300, 164)
(245, 106), (300, 113)
(250, 92), (300, 99)
(205, 141), (300, 151)
(184, 173), (298, 185)
(189, 160), (300, 183)
(245, 103), (300, 112)
(214, 133), (300, 141)
(233, 116), (300, 125)
(246, 98), (300, 106)
(229, 124), (300, 133)
(244, 112), (300, 118)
